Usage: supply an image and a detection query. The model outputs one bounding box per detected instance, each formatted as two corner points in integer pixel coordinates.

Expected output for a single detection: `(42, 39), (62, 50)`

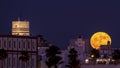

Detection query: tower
(68, 35), (89, 63)
(12, 20), (30, 36)
(99, 41), (112, 58)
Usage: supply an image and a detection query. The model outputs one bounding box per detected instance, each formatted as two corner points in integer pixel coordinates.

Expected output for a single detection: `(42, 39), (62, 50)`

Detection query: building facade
(68, 36), (89, 63)
(38, 46), (69, 68)
(99, 41), (112, 58)
(12, 20), (30, 36)
(0, 35), (37, 68)
(38, 47), (48, 68)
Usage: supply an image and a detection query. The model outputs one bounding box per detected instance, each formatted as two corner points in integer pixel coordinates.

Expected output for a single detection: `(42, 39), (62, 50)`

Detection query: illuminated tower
(12, 20), (30, 36)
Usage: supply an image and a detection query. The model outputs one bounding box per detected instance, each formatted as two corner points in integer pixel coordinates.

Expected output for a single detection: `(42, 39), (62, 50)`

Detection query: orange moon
(90, 32), (112, 50)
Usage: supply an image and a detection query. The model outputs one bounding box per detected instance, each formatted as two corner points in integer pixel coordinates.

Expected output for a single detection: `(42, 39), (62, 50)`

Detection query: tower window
(15, 25), (17, 28)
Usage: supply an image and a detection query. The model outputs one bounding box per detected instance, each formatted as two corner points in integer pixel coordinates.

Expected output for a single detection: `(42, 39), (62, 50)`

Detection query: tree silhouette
(19, 51), (29, 68)
(90, 49), (100, 64)
(19, 51), (29, 62)
(90, 48), (100, 59)
(0, 49), (7, 60)
(66, 48), (80, 68)
(0, 49), (8, 68)
(45, 45), (63, 68)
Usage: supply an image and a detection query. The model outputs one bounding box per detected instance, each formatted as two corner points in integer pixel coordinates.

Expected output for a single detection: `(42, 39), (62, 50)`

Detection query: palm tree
(90, 49), (100, 59)
(0, 49), (7, 59)
(19, 51), (29, 62)
(19, 51), (29, 68)
(45, 44), (63, 68)
(0, 49), (8, 68)
(66, 48), (80, 68)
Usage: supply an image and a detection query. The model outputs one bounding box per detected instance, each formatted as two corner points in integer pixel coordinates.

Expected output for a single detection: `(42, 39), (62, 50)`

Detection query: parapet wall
(81, 64), (120, 68)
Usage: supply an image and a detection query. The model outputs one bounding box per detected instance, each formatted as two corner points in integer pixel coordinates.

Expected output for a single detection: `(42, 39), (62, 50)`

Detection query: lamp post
(90, 54), (96, 64)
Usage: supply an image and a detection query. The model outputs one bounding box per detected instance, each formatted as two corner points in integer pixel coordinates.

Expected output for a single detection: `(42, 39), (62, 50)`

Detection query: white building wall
(4, 58), (7, 68)
(22, 39), (26, 51)
(68, 37), (89, 63)
(60, 50), (69, 68)
(0, 35), (38, 68)
(1, 38), (3, 48)
(27, 39), (32, 51)
(10, 54), (12, 68)
(32, 39), (37, 51)
(26, 55), (31, 68)
(8, 38), (12, 50)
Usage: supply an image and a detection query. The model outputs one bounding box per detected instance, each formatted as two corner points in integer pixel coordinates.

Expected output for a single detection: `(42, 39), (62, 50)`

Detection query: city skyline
(0, 0), (119, 49)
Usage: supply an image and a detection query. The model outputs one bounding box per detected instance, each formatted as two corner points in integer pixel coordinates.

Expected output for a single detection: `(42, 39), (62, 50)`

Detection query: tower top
(12, 20), (30, 36)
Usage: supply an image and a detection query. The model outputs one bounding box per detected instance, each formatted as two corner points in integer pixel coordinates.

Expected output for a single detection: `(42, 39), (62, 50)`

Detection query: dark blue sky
(0, 0), (120, 49)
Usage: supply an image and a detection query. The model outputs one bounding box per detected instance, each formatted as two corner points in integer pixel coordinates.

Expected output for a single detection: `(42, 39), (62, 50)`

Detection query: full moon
(90, 32), (112, 50)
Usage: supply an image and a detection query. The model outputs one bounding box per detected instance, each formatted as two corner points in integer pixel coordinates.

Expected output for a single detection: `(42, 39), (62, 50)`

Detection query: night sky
(0, 0), (120, 49)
